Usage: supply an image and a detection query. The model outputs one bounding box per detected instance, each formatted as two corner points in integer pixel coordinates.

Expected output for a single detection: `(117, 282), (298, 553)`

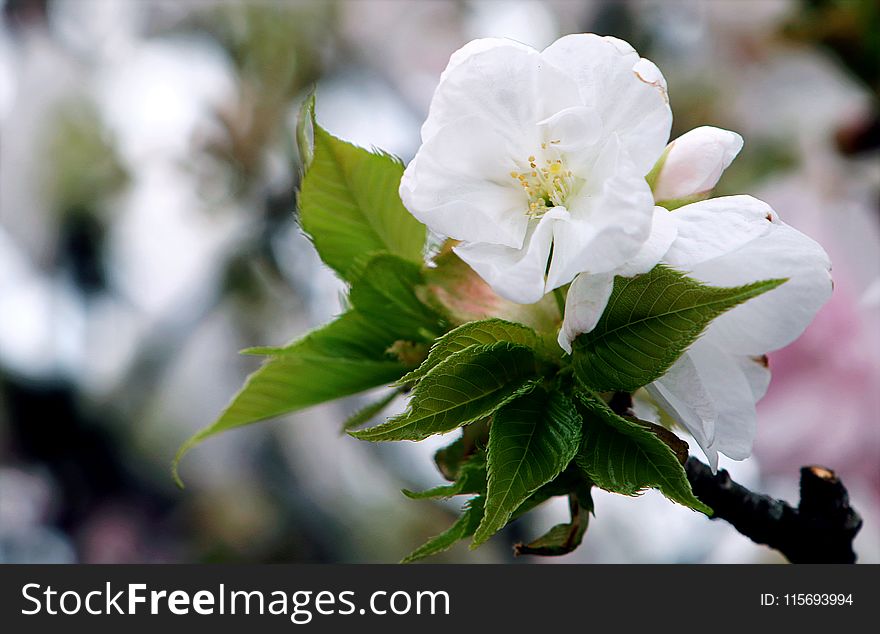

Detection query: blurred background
(0, 0), (877, 564)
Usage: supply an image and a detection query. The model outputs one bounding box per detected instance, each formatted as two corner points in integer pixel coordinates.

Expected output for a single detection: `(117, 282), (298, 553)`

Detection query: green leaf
(398, 319), (538, 385)
(206, 355), (400, 428)
(401, 468), (590, 562)
(182, 255), (444, 465)
(243, 309), (404, 359)
(403, 451), (486, 499)
(433, 419), (490, 480)
(295, 93), (315, 171)
(174, 311), (407, 485)
(574, 390), (712, 515)
(299, 123), (426, 280)
(401, 496), (484, 563)
(572, 265), (785, 392)
(516, 520), (587, 556)
(434, 436), (467, 481)
(351, 342), (538, 442)
(340, 389), (400, 433)
(473, 389), (583, 545)
(510, 468), (589, 520)
(514, 494), (591, 557)
(348, 254), (445, 343)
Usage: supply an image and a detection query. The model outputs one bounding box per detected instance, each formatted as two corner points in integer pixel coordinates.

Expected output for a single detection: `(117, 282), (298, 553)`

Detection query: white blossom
(400, 34), (672, 304)
(562, 195), (832, 469)
(558, 124), (744, 351)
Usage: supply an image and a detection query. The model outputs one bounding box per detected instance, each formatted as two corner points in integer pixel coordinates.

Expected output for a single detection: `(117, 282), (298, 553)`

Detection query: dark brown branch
(685, 458), (863, 563)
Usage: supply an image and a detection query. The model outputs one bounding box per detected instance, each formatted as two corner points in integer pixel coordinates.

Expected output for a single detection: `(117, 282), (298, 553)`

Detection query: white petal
(545, 136), (655, 289)
(453, 208), (566, 304)
(737, 354), (772, 402)
(421, 39), (582, 150)
(662, 195), (775, 270)
(557, 208), (677, 353)
(541, 34), (672, 174)
(653, 126), (743, 202)
(632, 58), (668, 96)
(400, 115), (529, 248)
(436, 38), (533, 90)
(616, 207), (678, 277)
(694, 219), (833, 355)
(557, 272), (615, 354)
(631, 388), (661, 423)
(537, 105), (601, 152)
(687, 340), (760, 461)
(646, 352), (718, 468)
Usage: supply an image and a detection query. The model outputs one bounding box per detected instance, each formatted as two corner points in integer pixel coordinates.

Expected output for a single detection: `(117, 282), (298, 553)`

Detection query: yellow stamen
(509, 145), (577, 219)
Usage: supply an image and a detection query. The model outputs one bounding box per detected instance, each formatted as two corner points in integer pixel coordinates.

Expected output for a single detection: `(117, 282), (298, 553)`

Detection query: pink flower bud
(652, 126), (743, 203)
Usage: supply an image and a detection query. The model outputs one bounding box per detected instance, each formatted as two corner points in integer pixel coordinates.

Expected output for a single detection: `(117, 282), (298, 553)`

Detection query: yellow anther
(513, 150), (576, 219)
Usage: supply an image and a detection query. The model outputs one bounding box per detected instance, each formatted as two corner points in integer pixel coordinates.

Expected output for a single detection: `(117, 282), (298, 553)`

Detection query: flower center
(509, 141), (574, 219)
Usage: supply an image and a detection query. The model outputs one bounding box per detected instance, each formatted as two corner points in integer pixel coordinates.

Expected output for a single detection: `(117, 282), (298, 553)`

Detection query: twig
(685, 458), (863, 563)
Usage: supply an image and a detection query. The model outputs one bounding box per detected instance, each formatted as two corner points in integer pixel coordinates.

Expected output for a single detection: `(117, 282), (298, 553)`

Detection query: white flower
(651, 126), (743, 204)
(557, 205), (677, 352)
(400, 34), (672, 304)
(557, 124), (745, 351)
(562, 195), (833, 469)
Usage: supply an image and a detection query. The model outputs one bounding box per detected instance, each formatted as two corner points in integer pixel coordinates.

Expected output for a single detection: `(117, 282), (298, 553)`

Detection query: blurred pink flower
(753, 176), (880, 500)
(757, 272), (880, 495)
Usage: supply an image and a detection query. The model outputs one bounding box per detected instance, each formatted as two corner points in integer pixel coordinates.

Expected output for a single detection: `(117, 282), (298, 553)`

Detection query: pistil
(509, 143), (574, 218)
